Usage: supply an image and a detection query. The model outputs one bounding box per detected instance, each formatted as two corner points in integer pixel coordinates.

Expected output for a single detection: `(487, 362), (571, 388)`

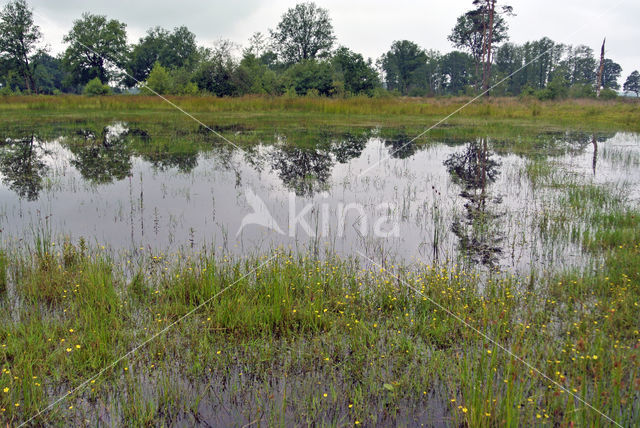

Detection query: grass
(1, 95), (639, 138)
(1, 198), (639, 426)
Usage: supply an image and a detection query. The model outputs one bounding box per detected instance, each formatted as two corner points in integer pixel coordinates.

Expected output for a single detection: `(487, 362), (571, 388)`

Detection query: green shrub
(599, 88), (618, 100)
(143, 62), (171, 95)
(568, 83), (595, 98)
(83, 78), (111, 96)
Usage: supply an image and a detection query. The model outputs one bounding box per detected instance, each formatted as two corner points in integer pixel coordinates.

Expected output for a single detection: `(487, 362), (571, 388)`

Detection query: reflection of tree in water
(330, 131), (369, 163)
(383, 131), (418, 159)
(69, 125), (133, 184)
(268, 131), (370, 197)
(444, 139), (504, 267)
(0, 135), (48, 201)
(525, 130), (615, 158)
(141, 151), (199, 173)
(270, 146), (334, 197)
(71, 145), (133, 184)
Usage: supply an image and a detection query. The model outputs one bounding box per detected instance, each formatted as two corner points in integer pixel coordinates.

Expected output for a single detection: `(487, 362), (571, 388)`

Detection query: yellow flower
(592, 355), (598, 360)
(323, 393), (328, 397)
(75, 345), (81, 349)
(462, 407), (468, 413)
(66, 348), (72, 352)
(2, 387), (8, 393)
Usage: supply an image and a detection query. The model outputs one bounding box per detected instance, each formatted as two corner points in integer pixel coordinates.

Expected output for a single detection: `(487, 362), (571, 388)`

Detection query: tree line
(1, 0), (639, 98)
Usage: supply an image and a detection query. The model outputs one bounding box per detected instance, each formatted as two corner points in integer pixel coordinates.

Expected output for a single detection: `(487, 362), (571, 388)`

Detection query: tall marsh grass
(1, 95), (639, 133)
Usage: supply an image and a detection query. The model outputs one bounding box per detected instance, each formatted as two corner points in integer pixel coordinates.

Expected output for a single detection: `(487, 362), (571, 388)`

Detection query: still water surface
(1, 125), (639, 272)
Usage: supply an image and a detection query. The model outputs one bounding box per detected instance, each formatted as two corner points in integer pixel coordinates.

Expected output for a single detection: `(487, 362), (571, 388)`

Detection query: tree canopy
(270, 2), (335, 64)
(381, 40), (429, 95)
(624, 70), (640, 96)
(0, 1), (636, 100)
(126, 26), (198, 85)
(0, 0), (41, 92)
(62, 13), (128, 85)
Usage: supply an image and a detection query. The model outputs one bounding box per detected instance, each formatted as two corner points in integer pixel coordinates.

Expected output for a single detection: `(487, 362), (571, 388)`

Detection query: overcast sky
(21, 0), (640, 82)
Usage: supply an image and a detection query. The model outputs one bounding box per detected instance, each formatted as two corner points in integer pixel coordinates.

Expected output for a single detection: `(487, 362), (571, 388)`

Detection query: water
(1, 125), (639, 273)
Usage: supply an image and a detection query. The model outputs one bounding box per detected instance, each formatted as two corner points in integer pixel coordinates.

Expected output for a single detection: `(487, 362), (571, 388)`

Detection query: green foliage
(331, 47), (379, 96)
(448, 4), (511, 62)
(602, 58), (622, 90)
(125, 26), (198, 86)
(495, 42), (526, 94)
(193, 41), (239, 96)
(568, 83), (595, 98)
(283, 59), (333, 96)
(380, 40), (429, 95)
(599, 88), (618, 100)
(0, 85), (14, 95)
(33, 53), (72, 94)
(563, 45), (597, 85)
(0, 1), (631, 101)
(83, 77), (111, 96)
(143, 62), (171, 94)
(0, 0), (41, 93)
(62, 13), (128, 85)
(535, 74), (568, 100)
(236, 53), (281, 95)
(440, 51), (474, 94)
(270, 2), (335, 64)
(623, 70), (640, 97)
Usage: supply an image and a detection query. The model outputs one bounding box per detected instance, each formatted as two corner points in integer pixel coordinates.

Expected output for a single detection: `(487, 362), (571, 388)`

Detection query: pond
(1, 124), (639, 274)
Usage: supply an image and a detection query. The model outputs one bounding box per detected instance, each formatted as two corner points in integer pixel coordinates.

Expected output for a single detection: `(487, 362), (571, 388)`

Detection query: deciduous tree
(270, 2), (335, 64)
(601, 58), (622, 90)
(380, 40), (428, 95)
(0, 0), (41, 93)
(331, 47), (379, 96)
(126, 26), (198, 85)
(623, 70), (640, 96)
(63, 13), (128, 85)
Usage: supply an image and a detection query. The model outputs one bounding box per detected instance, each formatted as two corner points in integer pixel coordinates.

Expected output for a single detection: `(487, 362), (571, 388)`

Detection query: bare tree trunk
(486, 0), (495, 93)
(596, 38), (605, 97)
(483, 0), (495, 96)
(481, 3), (488, 92)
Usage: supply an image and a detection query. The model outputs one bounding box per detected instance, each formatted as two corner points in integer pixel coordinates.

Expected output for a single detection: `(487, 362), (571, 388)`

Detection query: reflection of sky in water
(0, 129), (639, 273)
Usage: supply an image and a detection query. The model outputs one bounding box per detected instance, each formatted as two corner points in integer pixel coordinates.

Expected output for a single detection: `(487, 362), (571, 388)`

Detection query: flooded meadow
(1, 120), (639, 426)
(2, 124), (638, 273)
